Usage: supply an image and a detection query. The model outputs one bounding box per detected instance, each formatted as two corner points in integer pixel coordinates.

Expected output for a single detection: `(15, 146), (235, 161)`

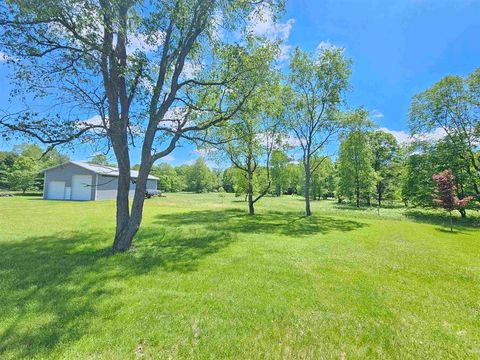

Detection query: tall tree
(337, 110), (375, 208)
(0, 0), (284, 252)
(369, 130), (400, 207)
(270, 150), (290, 196)
(216, 73), (283, 215)
(409, 68), (480, 201)
(5, 156), (39, 194)
(188, 157), (214, 193)
(286, 47), (351, 216)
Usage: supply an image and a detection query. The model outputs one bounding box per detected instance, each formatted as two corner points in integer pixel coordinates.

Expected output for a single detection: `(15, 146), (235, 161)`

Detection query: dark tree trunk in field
(376, 181), (383, 207)
(275, 184), (281, 197)
(304, 160), (311, 216)
(247, 170), (255, 216)
(355, 182), (360, 208)
(248, 192), (255, 215)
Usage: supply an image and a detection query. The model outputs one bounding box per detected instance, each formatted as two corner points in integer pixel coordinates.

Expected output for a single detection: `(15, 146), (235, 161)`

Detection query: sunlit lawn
(0, 193), (479, 359)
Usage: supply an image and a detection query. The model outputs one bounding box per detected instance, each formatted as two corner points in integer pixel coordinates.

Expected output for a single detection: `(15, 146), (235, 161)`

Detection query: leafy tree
(284, 163), (304, 195)
(409, 68), (480, 201)
(285, 47), (351, 216)
(401, 152), (434, 207)
(0, 151), (18, 189)
(310, 157), (335, 200)
(0, 0), (284, 252)
(215, 66), (283, 215)
(89, 154), (111, 166)
(369, 130), (400, 206)
(13, 143), (69, 167)
(222, 166), (247, 196)
(188, 158), (214, 193)
(337, 110), (376, 207)
(270, 150), (290, 196)
(432, 169), (473, 231)
(151, 163), (181, 192)
(5, 156), (39, 194)
(401, 137), (478, 217)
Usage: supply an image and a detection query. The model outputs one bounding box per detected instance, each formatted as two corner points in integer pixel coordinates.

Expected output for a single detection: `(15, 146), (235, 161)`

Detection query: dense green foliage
(0, 144), (68, 193)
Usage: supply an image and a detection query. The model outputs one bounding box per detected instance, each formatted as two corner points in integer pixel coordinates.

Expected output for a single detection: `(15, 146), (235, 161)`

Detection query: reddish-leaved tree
(432, 169), (473, 231)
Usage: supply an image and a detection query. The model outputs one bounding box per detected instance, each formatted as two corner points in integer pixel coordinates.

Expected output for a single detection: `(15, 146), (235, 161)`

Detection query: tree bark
(355, 182), (360, 208)
(247, 170), (254, 216)
(305, 160), (311, 216)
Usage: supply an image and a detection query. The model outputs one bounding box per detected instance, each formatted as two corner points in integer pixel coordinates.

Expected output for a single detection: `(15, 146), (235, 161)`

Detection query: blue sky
(1, 0), (479, 166)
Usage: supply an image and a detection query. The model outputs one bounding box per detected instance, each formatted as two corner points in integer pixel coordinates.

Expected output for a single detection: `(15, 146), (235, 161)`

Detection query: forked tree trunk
(111, 162), (151, 253)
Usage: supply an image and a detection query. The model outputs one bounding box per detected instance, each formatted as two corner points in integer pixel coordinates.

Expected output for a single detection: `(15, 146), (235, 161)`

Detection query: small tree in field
(432, 169), (473, 231)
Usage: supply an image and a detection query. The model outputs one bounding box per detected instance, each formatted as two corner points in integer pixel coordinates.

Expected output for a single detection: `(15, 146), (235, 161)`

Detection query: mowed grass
(0, 193), (479, 359)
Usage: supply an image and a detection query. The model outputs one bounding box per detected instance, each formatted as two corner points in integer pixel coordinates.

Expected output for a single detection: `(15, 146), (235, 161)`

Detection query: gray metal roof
(42, 161), (159, 180)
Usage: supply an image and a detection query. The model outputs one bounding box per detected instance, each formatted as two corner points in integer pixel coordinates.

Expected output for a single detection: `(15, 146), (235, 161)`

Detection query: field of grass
(0, 193), (479, 359)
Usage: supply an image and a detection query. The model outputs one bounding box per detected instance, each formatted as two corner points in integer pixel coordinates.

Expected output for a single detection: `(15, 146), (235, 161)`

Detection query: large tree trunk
(111, 131), (132, 253)
(305, 160), (311, 217)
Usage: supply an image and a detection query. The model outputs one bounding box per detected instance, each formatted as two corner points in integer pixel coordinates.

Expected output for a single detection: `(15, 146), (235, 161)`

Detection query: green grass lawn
(0, 193), (479, 359)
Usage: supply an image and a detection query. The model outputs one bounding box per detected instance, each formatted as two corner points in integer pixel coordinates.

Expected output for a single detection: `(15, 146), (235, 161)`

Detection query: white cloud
(247, 4), (295, 61)
(192, 148), (210, 156)
(0, 52), (10, 61)
(126, 31), (165, 54)
(370, 109), (384, 119)
(380, 127), (446, 144)
(278, 44), (293, 62)
(247, 5), (294, 41)
(316, 40), (339, 53)
(161, 154), (175, 162)
(182, 61), (202, 79)
(379, 128), (411, 144)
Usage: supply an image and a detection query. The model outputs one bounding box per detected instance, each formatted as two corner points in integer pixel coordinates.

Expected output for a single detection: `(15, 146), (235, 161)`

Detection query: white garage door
(71, 175), (93, 201)
(48, 181), (66, 200)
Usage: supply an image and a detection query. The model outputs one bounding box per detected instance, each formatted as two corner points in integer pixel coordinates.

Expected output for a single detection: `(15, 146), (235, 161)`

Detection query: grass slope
(0, 193), (479, 359)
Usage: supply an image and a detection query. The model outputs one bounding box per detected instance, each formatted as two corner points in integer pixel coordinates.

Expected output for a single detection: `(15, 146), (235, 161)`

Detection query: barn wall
(44, 163), (95, 200)
(96, 175), (158, 200)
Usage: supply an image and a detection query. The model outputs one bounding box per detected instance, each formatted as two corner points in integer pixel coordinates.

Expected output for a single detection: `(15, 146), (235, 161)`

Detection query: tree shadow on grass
(154, 208), (368, 237)
(0, 226), (235, 359)
(404, 209), (480, 230)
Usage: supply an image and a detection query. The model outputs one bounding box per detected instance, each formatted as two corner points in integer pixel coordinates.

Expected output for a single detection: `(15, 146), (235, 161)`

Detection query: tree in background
(215, 65), (283, 215)
(401, 152), (434, 207)
(409, 68), (480, 201)
(188, 158), (215, 193)
(89, 154), (112, 166)
(0, 0), (285, 252)
(369, 130), (400, 207)
(432, 169), (473, 231)
(0, 144), (69, 192)
(401, 137), (478, 216)
(271, 150), (290, 196)
(310, 157), (335, 200)
(13, 144), (69, 168)
(286, 47), (351, 216)
(5, 156), (39, 194)
(151, 163), (181, 193)
(0, 151), (18, 189)
(337, 110), (375, 208)
(222, 167), (248, 196)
